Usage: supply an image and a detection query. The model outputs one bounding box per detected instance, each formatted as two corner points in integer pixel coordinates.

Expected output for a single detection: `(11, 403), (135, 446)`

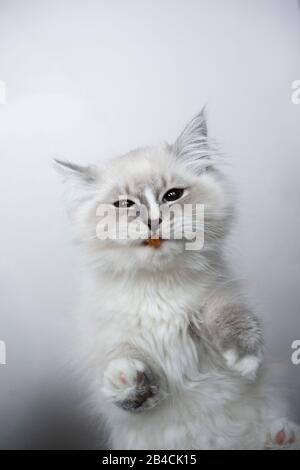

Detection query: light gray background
(0, 0), (299, 449)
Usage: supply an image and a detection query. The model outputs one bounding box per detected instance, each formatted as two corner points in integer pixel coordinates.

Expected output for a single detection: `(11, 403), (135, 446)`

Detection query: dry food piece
(144, 237), (162, 248)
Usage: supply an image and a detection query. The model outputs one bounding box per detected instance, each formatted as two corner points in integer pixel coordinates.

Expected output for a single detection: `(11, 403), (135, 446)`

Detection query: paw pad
(119, 371), (127, 384)
(266, 419), (299, 449)
(275, 430), (295, 445)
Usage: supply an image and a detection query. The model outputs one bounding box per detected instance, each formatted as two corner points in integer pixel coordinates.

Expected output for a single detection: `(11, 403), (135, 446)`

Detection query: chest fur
(88, 273), (206, 378)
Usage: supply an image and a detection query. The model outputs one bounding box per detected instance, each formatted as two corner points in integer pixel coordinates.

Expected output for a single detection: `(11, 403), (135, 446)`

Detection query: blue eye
(162, 188), (184, 202)
(113, 199), (135, 208)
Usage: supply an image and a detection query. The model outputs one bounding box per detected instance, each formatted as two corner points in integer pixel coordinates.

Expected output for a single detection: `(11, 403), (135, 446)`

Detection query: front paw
(102, 358), (160, 413)
(223, 349), (262, 380)
(265, 418), (299, 449)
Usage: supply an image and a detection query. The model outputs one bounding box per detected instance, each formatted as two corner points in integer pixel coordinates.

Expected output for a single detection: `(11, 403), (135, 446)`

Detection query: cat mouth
(142, 236), (163, 248)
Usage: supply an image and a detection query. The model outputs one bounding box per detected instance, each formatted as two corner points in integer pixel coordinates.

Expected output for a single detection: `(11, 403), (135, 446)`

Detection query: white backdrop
(0, 0), (299, 448)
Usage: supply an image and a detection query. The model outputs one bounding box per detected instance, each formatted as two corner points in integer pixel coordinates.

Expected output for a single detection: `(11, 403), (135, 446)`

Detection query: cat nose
(147, 218), (162, 232)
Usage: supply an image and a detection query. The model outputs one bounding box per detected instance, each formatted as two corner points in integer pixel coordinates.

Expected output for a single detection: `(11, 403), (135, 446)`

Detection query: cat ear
(174, 108), (211, 172)
(53, 159), (98, 183)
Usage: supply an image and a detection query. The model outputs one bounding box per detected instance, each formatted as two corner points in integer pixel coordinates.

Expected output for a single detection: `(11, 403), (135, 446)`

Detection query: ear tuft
(53, 158), (97, 183)
(174, 107), (211, 172)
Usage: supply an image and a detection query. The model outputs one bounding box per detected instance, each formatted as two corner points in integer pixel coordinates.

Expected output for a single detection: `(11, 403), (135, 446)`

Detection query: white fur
(79, 270), (266, 449)
(223, 350), (261, 380)
(56, 112), (299, 450)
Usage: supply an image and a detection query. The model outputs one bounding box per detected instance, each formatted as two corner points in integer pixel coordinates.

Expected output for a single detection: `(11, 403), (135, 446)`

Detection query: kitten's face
(56, 111), (232, 273)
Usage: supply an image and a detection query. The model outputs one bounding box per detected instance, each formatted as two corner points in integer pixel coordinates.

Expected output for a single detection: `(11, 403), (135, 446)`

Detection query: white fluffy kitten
(56, 111), (298, 450)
